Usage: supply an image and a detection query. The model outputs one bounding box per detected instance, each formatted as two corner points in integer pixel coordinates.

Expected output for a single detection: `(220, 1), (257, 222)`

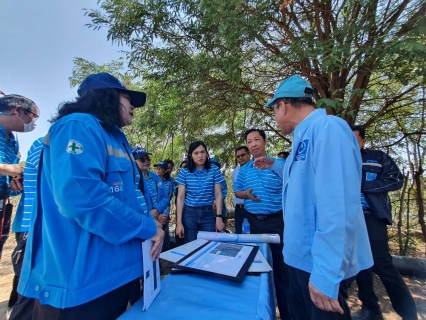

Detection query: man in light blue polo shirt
(8, 137), (44, 312)
(231, 146), (250, 234)
(234, 129), (290, 319)
(0, 94), (39, 261)
(256, 75), (373, 319)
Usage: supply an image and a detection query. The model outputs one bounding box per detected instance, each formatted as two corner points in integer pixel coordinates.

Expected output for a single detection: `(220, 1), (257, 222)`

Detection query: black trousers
(8, 232), (25, 308)
(288, 267), (351, 320)
(246, 211), (291, 320)
(356, 213), (417, 319)
(234, 204), (247, 234)
(10, 279), (139, 320)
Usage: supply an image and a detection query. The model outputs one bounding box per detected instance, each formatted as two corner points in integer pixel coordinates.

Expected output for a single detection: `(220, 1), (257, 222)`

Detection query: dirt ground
(1, 221), (425, 319)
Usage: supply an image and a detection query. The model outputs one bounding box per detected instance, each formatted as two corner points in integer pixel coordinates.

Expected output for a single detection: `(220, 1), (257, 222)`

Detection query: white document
(142, 240), (161, 310)
(197, 231), (280, 244)
(160, 239), (271, 273)
(250, 249), (272, 272)
(160, 239), (208, 262)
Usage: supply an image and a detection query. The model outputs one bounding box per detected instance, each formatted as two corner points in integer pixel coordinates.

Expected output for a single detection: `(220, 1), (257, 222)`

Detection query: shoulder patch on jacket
(66, 139), (84, 154)
(295, 139), (309, 161)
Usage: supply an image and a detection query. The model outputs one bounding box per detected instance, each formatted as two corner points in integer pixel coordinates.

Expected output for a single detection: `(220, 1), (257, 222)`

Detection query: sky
(0, 0), (125, 160)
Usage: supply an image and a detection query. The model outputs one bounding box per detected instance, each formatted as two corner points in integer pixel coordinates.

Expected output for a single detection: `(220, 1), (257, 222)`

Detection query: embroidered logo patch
(366, 172), (377, 181)
(66, 139), (84, 154)
(295, 139), (309, 161)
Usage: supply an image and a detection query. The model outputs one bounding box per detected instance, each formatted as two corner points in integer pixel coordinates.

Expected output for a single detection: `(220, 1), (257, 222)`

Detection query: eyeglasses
(23, 109), (39, 120)
(138, 157), (151, 163)
(236, 153), (247, 159)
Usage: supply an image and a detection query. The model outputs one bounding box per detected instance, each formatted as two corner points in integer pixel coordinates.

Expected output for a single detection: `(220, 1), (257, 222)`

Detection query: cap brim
(126, 90), (147, 108)
(263, 97), (276, 108)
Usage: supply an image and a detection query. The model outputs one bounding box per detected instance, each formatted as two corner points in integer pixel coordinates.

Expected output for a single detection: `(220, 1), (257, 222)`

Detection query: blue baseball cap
(209, 157), (221, 169)
(78, 73), (147, 108)
(154, 161), (168, 170)
(263, 75), (313, 108)
(131, 147), (151, 160)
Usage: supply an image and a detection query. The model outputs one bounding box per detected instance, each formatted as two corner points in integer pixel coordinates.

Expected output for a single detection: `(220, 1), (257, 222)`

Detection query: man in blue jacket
(350, 126), (417, 320)
(255, 75), (373, 320)
(133, 148), (170, 226)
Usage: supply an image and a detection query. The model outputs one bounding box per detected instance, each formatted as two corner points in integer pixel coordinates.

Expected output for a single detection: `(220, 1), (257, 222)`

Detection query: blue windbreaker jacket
(18, 113), (157, 308)
(271, 109), (373, 299)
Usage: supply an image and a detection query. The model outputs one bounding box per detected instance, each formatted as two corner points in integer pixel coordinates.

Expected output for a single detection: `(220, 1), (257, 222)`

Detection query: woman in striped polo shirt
(175, 141), (225, 243)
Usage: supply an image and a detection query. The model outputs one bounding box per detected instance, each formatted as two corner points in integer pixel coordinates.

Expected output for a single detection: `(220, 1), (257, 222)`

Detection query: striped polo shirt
(176, 165), (224, 207)
(0, 125), (20, 193)
(161, 176), (175, 197)
(12, 137), (44, 232)
(234, 155), (285, 214)
(232, 166), (244, 205)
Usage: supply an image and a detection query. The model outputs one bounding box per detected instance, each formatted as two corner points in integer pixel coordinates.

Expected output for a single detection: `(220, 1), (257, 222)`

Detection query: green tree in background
(72, 0), (426, 248)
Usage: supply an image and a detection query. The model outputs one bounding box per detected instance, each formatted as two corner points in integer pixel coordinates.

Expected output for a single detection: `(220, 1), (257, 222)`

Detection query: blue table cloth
(119, 243), (276, 320)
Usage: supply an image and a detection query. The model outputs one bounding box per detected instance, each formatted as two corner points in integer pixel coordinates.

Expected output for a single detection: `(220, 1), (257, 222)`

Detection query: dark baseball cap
(78, 73), (147, 108)
(154, 161), (168, 169)
(131, 147), (151, 160)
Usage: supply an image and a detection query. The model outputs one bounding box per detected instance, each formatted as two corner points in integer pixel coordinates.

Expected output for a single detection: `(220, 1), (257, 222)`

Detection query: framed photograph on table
(173, 241), (258, 283)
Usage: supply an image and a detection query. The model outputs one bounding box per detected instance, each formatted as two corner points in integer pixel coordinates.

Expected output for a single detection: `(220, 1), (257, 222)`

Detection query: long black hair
(51, 89), (122, 131)
(186, 141), (210, 173)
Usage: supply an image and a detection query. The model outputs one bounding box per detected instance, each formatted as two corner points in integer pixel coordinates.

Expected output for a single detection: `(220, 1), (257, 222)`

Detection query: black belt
(235, 204), (244, 209)
(248, 210), (282, 221)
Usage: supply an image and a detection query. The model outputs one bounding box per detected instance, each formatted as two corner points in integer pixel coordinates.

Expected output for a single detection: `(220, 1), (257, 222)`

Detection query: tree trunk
(414, 166), (426, 243)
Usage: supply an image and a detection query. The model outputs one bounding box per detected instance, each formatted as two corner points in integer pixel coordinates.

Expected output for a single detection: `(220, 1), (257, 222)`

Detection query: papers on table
(142, 240), (161, 310)
(197, 231), (280, 244)
(160, 239), (272, 274)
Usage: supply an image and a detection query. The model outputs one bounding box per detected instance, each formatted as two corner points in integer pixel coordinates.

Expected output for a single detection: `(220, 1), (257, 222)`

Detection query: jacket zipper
(122, 143), (136, 185)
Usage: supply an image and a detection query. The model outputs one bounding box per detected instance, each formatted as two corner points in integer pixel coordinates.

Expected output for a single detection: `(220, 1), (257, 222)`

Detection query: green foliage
(73, 0), (425, 171)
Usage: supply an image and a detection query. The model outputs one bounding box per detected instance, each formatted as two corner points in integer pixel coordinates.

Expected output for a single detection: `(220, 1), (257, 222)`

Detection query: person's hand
(150, 208), (159, 219)
(9, 178), (23, 191)
(154, 220), (162, 229)
(308, 281), (344, 314)
(158, 214), (168, 225)
(246, 188), (261, 201)
(212, 200), (217, 212)
(253, 157), (275, 170)
(215, 217), (225, 232)
(176, 223), (184, 239)
(0, 164), (24, 178)
(149, 227), (165, 260)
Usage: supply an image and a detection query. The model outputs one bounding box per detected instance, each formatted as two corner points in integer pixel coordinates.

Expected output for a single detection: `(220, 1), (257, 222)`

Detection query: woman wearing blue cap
(175, 141), (226, 243)
(11, 73), (164, 320)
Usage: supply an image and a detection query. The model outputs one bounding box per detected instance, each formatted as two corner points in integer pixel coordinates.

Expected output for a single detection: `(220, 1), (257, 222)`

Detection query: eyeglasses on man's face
(23, 108), (40, 120)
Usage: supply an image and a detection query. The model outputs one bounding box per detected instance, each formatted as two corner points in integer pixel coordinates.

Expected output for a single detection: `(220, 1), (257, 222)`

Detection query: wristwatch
(216, 215), (223, 218)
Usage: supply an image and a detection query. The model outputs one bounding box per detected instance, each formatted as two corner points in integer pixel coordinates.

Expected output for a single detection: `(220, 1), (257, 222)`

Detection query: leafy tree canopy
(73, 0), (426, 169)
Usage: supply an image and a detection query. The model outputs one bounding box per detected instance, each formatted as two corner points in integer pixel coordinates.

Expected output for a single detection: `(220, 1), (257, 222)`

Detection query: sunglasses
(138, 157), (151, 163)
